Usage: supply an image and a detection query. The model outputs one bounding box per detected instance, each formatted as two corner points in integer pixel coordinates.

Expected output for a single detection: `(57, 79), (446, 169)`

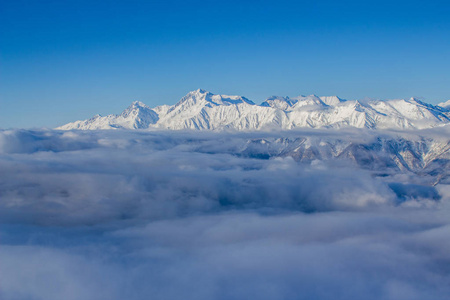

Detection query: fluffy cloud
(0, 129), (449, 300)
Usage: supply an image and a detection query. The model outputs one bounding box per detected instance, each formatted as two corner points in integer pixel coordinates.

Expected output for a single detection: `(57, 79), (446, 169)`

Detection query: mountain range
(57, 89), (450, 130)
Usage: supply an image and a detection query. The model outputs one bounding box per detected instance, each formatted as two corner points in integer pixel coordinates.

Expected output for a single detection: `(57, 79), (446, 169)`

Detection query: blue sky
(1, 0), (449, 128)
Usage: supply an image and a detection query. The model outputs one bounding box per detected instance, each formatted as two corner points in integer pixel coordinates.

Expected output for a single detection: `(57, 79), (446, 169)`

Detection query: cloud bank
(0, 129), (449, 300)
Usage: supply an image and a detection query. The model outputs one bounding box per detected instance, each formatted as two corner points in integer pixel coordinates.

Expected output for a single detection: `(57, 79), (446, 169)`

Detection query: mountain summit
(57, 90), (450, 130)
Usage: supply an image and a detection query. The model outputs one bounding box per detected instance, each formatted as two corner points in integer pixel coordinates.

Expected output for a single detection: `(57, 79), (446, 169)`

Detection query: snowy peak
(157, 89), (257, 130)
(57, 100), (158, 130)
(320, 96), (346, 106)
(262, 95), (328, 110)
(124, 100), (149, 110)
(438, 100), (450, 110)
(58, 90), (450, 131)
(119, 101), (159, 128)
(177, 89), (210, 104)
(174, 89), (254, 107)
(291, 95), (326, 109)
(121, 101), (152, 116)
(207, 94), (255, 106)
(261, 96), (296, 110)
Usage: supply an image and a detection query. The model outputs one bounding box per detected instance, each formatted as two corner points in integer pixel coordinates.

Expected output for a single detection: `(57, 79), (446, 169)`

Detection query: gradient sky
(1, 0), (449, 128)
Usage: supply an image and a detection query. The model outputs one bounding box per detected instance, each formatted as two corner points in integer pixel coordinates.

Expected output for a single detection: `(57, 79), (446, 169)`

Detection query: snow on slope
(57, 89), (450, 130)
(438, 100), (450, 110)
(58, 101), (159, 130)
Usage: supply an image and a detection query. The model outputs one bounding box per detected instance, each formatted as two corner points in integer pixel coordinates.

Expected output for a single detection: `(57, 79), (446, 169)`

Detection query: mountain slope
(58, 101), (159, 130)
(57, 89), (450, 130)
(438, 100), (450, 110)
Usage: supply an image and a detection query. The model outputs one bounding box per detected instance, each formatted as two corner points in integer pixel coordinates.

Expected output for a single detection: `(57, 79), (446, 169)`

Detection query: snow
(320, 95), (345, 106)
(438, 100), (450, 109)
(57, 89), (450, 130)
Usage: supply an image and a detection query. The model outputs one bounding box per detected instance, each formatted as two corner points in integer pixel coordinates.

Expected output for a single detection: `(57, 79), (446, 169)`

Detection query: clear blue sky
(1, 0), (449, 128)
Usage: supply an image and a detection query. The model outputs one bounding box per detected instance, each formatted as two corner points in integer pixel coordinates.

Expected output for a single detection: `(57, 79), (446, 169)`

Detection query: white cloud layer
(0, 129), (449, 300)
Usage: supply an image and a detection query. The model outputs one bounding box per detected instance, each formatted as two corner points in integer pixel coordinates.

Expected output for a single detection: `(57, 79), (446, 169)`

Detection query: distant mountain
(438, 100), (450, 109)
(57, 101), (159, 130)
(57, 89), (450, 130)
(236, 134), (450, 184)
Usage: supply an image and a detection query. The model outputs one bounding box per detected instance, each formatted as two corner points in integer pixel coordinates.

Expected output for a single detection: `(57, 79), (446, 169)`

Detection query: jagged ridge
(57, 89), (450, 130)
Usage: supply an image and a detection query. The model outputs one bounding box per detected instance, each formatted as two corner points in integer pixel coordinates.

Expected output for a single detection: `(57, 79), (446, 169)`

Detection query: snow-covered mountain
(57, 101), (159, 130)
(57, 89), (450, 130)
(438, 100), (450, 110)
(236, 134), (450, 184)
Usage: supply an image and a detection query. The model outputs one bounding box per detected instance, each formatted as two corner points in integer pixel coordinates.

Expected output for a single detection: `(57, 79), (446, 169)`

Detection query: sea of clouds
(1, 129), (450, 300)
